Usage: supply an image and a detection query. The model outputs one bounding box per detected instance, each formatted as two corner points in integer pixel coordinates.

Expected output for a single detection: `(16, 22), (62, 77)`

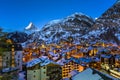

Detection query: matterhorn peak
(25, 22), (38, 31)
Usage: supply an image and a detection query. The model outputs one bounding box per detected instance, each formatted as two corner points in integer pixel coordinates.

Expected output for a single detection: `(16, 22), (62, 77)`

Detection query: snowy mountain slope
(22, 1), (120, 45)
(82, 1), (120, 45)
(7, 31), (28, 43)
(40, 13), (95, 43)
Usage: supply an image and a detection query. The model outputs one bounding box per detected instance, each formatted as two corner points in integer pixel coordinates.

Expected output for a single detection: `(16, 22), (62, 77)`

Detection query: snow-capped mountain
(25, 22), (38, 31)
(22, 0), (120, 45)
(40, 13), (95, 43)
(82, 0), (120, 45)
(24, 22), (41, 43)
(19, 22), (41, 47)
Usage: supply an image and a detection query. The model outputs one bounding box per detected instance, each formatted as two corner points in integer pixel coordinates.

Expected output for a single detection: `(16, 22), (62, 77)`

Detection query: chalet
(26, 57), (62, 80)
(40, 61), (62, 80)
(27, 58), (42, 80)
(61, 59), (85, 79)
(100, 54), (115, 65)
(88, 46), (98, 57)
(100, 54), (115, 70)
(115, 54), (120, 68)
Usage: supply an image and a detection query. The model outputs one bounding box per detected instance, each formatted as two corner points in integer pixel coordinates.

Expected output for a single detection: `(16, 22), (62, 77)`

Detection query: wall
(27, 69), (41, 80)
(2, 52), (11, 68)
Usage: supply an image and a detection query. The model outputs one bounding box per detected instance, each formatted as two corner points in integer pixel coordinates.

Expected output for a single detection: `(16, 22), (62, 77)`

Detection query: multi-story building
(61, 60), (85, 79)
(14, 43), (23, 71)
(0, 43), (19, 79)
(40, 62), (62, 80)
(2, 51), (12, 69)
(26, 58), (43, 80)
(115, 54), (120, 68)
(89, 57), (101, 70)
(100, 54), (115, 70)
(27, 57), (62, 80)
(100, 54), (115, 65)
(88, 46), (98, 57)
(0, 43), (11, 70)
(0, 43), (23, 73)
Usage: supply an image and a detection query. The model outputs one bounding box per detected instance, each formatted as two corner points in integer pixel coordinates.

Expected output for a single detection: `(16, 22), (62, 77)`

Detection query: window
(15, 52), (17, 55)
(6, 57), (8, 59)
(44, 72), (46, 74)
(34, 75), (35, 78)
(43, 66), (46, 69)
(18, 63), (19, 66)
(18, 55), (20, 58)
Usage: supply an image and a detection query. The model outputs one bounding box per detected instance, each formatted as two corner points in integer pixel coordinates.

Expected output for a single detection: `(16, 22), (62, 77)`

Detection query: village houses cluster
(0, 39), (120, 80)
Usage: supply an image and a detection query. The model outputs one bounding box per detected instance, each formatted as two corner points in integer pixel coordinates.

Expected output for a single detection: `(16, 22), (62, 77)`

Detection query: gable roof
(72, 68), (117, 80)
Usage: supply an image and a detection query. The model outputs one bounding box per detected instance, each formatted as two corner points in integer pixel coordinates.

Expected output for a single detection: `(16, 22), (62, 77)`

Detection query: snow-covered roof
(79, 57), (92, 63)
(88, 46), (94, 50)
(101, 54), (112, 59)
(72, 68), (117, 80)
(92, 57), (100, 62)
(57, 58), (68, 66)
(40, 58), (59, 66)
(26, 58), (42, 68)
(2, 67), (18, 73)
(26, 56), (58, 67)
(115, 54), (120, 60)
(72, 68), (102, 80)
(69, 70), (79, 77)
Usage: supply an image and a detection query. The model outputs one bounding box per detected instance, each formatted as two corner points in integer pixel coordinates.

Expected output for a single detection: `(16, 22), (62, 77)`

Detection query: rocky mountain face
(84, 0), (120, 45)
(39, 0), (120, 45)
(7, 31), (28, 43)
(40, 13), (95, 43)
(8, 0), (120, 45)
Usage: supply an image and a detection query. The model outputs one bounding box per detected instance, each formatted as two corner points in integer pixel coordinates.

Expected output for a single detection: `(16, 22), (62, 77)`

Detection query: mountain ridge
(8, 1), (120, 46)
